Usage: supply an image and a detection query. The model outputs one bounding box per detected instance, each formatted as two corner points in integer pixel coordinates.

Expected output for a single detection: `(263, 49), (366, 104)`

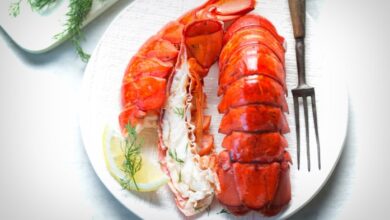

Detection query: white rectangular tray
(0, 0), (118, 53)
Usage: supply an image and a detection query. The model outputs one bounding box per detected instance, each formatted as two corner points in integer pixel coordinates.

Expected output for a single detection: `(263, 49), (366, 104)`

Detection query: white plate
(80, 0), (348, 219)
(0, 0), (118, 53)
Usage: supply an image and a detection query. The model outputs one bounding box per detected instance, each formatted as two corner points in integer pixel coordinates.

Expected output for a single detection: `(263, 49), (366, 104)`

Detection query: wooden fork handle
(289, 0), (306, 39)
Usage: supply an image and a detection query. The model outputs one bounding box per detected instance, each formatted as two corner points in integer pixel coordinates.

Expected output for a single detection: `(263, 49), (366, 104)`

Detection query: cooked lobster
(119, 0), (255, 133)
(159, 19), (223, 216)
(118, 0), (256, 216)
(215, 14), (292, 216)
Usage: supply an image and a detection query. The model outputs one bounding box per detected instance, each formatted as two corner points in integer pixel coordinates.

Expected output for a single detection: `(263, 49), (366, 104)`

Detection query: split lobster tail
(215, 15), (292, 216)
(158, 19), (223, 216)
(119, 0), (255, 134)
(118, 0), (256, 216)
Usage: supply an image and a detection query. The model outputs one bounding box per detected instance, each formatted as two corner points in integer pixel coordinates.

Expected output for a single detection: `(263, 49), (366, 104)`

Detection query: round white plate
(80, 0), (348, 219)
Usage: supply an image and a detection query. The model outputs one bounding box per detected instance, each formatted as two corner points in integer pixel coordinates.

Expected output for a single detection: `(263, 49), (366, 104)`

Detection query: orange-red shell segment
(119, 0), (255, 132)
(216, 14), (291, 216)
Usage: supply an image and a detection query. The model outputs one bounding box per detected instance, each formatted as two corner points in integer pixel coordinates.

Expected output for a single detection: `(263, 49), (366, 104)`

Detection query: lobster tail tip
(184, 19), (223, 68)
(212, 0), (256, 20)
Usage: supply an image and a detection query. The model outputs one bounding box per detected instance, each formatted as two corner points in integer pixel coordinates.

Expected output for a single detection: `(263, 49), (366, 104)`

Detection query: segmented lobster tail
(117, 0), (256, 216)
(119, 21), (182, 133)
(216, 15), (292, 216)
(119, 0), (255, 134)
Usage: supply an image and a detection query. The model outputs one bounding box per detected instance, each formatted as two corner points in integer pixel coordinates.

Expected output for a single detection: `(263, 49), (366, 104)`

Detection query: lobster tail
(216, 15), (291, 216)
(223, 14), (285, 44)
(117, 0), (259, 216)
(119, 0), (255, 133)
(158, 19), (223, 216)
(119, 22), (181, 133)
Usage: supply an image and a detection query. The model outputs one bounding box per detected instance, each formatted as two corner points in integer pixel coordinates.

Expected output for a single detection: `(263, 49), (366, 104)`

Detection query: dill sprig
(9, 0), (22, 17)
(173, 107), (185, 119)
(168, 148), (184, 182)
(9, 0), (94, 62)
(56, 0), (93, 62)
(120, 123), (143, 191)
(28, 0), (57, 11)
(178, 170), (182, 183)
(169, 148), (184, 164)
(217, 208), (231, 215)
(9, 0), (57, 17)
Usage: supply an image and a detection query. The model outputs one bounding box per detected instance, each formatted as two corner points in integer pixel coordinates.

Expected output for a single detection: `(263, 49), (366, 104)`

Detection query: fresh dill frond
(217, 208), (231, 215)
(28, 0), (57, 11)
(173, 107), (185, 119)
(9, 0), (57, 17)
(72, 37), (91, 62)
(178, 170), (182, 183)
(169, 148), (184, 164)
(119, 178), (133, 191)
(120, 123), (143, 191)
(55, 0), (93, 62)
(9, 0), (22, 17)
(9, 0), (93, 62)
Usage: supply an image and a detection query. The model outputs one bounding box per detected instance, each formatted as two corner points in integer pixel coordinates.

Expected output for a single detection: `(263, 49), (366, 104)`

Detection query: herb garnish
(55, 0), (93, 62)
(173, 107), (185, 119)
(168, 148), (184, 182)
(9, 0), (98, 62)
(120, 123), (143, 191)
(9, 0), (56, 17)
(169, 148), (184, 164)
(217, 208), (231, 215)
(30, 0), (56, 11)
(178, 170), (182, 183)
(9, 0), (22, 17)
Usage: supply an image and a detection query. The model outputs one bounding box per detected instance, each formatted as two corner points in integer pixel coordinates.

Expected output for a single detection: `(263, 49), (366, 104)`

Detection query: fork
(288, 0), (321, 171)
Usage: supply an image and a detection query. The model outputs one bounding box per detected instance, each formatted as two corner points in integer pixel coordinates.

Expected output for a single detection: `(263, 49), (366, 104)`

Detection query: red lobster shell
(215, 14), (292, 216)
(118, 0), (256, 217)
(119, 0), (255, 133)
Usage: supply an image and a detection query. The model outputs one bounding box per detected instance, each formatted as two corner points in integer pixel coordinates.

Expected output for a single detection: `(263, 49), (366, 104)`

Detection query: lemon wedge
(102, 126), (168, 192)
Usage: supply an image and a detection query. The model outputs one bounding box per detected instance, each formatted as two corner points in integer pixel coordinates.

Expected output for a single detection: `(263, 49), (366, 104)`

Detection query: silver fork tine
(311, 94), (321, 169)
(290, 0), (320, 171)
(293, 95), (301, 170)
(302, 95), (310, 171)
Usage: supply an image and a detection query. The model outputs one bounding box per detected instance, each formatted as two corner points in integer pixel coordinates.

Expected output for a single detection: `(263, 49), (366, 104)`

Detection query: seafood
(159, 19), (223, 216)
(119, 0), (255, 133)
(118, 0), (256, 216)
(215, 14), (292, 216)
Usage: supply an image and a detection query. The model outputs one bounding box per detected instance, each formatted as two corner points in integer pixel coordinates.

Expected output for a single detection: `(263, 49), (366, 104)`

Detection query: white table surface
(1, 0), (389, 219)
